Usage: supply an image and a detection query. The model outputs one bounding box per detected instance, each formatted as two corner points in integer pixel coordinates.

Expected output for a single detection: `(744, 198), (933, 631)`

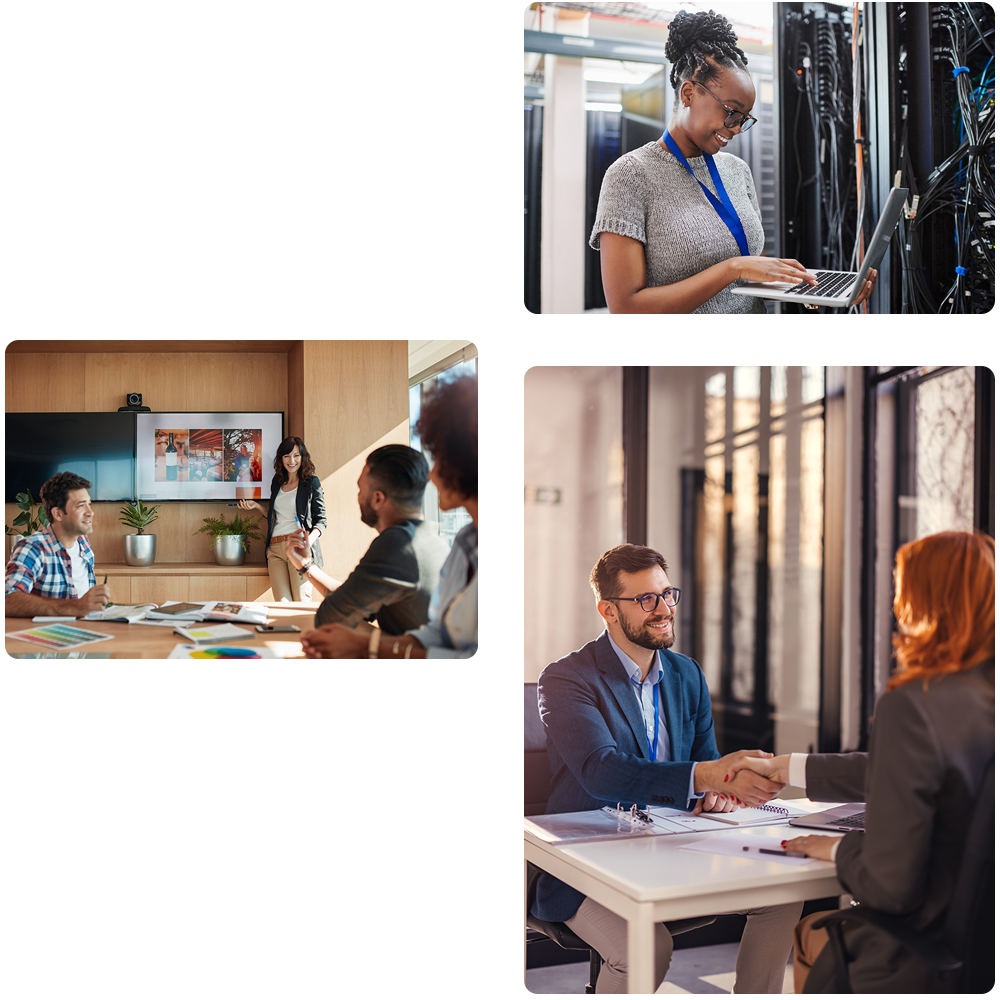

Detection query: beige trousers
(266, 541), (313, 602)
(564, 896), (802, 994)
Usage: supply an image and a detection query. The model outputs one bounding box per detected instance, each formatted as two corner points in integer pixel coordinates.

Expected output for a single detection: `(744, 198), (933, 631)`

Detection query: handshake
(692, 751), (792, 813)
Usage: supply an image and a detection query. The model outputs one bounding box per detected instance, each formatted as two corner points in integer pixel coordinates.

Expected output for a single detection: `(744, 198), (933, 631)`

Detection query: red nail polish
(724, 775), (729, 782)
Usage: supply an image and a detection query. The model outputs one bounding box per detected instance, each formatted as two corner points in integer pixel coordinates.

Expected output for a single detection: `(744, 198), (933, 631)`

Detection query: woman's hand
(781, 834), (842, 861)
(693, 791), (738, 814)
(300, 623), (368, 659)
(734, 257), (818, 286)
(237, 499), (261, 513)
(851, 268), (877, 305)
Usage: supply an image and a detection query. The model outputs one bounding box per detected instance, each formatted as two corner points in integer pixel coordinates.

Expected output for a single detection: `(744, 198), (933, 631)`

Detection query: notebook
(731, 188), (909, 307)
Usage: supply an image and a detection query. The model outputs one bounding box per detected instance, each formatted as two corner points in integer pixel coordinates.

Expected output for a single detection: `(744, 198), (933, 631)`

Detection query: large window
(681, 367), (826, 755)
(862, 366), (993, 734)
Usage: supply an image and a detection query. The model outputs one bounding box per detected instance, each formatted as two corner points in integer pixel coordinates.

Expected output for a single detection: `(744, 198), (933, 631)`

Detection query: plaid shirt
(4, 526), (95, 599)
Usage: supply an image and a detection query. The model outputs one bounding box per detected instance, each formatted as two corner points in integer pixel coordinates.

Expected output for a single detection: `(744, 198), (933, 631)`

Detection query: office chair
(524, 682), (717, 993)
(805, 755), (994, 993)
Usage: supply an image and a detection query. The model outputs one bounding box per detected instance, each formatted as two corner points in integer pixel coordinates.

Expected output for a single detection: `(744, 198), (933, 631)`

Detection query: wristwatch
(297, 558), (314, 577)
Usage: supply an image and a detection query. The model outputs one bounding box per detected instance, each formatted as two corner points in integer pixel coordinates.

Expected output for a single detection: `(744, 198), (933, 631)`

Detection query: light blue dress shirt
(606, 632), (701, 804)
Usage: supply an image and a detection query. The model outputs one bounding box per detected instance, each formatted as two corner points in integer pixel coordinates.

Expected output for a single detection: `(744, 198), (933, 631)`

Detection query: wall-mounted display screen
(135, 412), (284, 501)
(5, 412), (136, 503)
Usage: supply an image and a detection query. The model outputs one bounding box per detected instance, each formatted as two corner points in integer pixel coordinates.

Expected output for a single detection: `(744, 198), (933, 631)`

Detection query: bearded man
(286, 444), (448, 633)
(530, 544), (800, 993)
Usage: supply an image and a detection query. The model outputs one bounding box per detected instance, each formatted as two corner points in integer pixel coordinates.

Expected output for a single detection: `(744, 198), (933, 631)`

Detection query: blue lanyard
(660, 130), (750, 257)
(647, 680), (659, 760)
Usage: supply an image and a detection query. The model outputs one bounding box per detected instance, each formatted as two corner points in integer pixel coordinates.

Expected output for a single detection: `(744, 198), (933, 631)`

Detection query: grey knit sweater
(590, 141), (766, 314)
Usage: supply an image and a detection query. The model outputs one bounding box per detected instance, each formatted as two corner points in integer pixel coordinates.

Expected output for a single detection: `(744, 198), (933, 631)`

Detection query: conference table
(525, 799), (844, 994)
(4, 602), (322, 658)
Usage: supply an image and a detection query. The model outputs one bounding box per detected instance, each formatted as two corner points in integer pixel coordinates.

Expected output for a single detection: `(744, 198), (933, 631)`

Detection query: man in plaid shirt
(5, 472), (111, 618)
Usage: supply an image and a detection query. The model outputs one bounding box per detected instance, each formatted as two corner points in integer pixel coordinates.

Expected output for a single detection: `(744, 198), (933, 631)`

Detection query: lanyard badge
(660, 131), (750, 257)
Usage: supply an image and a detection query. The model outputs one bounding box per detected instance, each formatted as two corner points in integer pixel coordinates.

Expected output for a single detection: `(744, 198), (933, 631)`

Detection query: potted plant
(5, 489), (49, 561)
(118, 499), (160, 567)
(196, 510), (263, 566)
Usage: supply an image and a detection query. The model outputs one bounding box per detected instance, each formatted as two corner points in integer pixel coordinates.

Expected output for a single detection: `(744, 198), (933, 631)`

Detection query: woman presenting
(594, 9), (876, 314)
(238, 436), (326, 601)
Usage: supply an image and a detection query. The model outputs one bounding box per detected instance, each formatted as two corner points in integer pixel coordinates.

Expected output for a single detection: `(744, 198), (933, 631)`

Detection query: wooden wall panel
(188, 576), (247, 602)
(83, 352), (287, 413)
(131, 576), (190, 605)
(5, 353), (86, 411)
(287, 340), (304, 440)
(295, 341), (409, 581)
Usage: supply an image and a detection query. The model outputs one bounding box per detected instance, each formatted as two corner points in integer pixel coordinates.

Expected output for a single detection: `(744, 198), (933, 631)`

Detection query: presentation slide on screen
(135, 412), (283, 501)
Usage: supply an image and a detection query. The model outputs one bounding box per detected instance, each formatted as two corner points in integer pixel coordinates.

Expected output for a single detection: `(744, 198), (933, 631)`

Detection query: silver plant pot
(212, 534), (246, 566)
(124, 533), (157, 567)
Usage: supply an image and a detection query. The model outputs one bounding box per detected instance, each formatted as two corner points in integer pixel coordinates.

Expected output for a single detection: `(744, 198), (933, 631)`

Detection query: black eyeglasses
(693, 80), (757, 132)
(607, 588), (682, 612)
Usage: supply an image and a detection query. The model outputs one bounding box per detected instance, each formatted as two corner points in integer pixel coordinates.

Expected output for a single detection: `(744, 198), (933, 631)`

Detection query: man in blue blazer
(532, 544), (799, 993)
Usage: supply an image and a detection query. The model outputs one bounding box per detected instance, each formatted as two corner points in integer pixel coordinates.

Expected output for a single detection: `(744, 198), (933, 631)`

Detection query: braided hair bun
(665, 9), (749, 91)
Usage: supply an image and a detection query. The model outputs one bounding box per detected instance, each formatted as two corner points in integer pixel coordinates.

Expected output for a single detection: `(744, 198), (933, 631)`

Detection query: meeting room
(524, 366), (994, 994)
(5, 339), (478, 660)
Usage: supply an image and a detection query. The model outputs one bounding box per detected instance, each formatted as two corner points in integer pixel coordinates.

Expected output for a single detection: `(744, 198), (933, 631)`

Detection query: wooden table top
(5, 603), (320, 659)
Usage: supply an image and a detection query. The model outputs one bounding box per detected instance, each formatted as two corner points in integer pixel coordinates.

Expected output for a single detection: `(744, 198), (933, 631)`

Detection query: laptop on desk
(788, 803), (867, 834)
(732, 187), (909, 308)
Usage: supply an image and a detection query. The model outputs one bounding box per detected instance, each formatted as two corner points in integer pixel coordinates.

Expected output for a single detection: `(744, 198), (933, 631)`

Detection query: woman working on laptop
(731, 531), (994, 991)
(593, 9), (876, 314)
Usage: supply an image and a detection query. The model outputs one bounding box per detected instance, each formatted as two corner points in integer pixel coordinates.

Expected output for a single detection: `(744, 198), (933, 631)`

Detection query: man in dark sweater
(285, 445), (448, 633)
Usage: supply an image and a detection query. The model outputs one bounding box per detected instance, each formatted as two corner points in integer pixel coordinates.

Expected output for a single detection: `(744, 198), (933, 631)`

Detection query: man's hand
(75, 584), (111, 616)
(694, 749), (784, 807)
(724, 753), (791, 786)
(692, 791), (737, 815)
(285, 531), (310, 570)
(299, 623), (368, 659)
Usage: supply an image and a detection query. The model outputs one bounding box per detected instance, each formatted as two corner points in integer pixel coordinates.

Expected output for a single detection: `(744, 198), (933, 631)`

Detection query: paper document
(7, 623), (115, 651)
(681, 833), (827, 865)
(525, 808), (688, 844)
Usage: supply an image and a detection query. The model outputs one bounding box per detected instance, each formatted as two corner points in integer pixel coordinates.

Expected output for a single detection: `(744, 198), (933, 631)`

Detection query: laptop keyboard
(836, 812), (866, 828)
(785, 270), (856, 298)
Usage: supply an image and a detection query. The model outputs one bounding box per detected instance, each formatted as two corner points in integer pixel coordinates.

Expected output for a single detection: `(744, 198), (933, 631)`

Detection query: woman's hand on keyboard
(852, 267), (877, 305)
(734, 257), (818, 285)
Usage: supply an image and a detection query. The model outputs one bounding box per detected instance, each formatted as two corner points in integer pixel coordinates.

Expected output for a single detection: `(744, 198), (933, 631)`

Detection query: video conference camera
(118, 393), (151, 412)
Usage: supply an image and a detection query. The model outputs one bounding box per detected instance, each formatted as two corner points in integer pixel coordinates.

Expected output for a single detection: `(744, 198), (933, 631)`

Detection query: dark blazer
(532, 632), (720, 922)
(805, 659), (994, 992)
(265, 474), (327, 568)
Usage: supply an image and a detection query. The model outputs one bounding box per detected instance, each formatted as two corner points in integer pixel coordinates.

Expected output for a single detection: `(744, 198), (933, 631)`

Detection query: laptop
(732, 187), (909, 308)
(788, 803), (867, 834)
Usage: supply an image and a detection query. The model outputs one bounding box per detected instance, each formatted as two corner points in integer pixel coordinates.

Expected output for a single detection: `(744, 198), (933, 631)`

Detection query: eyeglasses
(607, 588), (682, 612)
(693, 80), (757, 132)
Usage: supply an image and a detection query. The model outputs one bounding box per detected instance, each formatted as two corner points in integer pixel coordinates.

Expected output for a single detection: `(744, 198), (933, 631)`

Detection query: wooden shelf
(97, 563), (268, 576)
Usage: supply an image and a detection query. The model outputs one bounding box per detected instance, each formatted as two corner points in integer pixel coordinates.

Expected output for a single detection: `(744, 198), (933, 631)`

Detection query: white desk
(525, 800), (843, 994)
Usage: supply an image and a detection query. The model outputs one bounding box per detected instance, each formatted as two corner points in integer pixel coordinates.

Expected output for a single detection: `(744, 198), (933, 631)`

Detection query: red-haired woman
(238, 436), (327, 602)
(735, 531), (994, 991)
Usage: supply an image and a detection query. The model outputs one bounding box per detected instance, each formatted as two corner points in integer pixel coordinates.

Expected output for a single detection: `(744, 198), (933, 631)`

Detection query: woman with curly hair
(299, 375), (478, 658)
(237, 436), (327, 601)
(592, 8), (876, 313)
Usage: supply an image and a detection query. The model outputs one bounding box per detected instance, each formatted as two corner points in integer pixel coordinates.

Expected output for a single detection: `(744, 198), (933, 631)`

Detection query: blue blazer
(532, 632), (720, 922)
